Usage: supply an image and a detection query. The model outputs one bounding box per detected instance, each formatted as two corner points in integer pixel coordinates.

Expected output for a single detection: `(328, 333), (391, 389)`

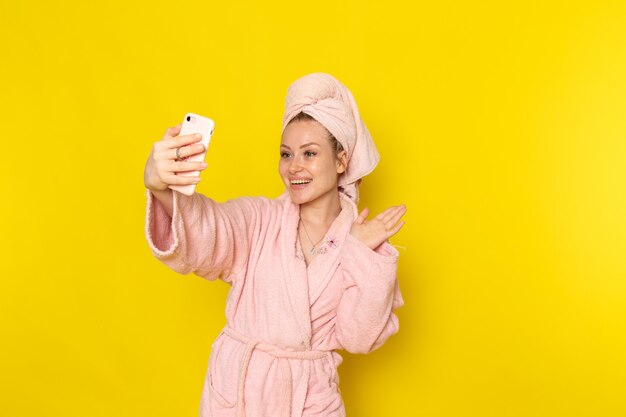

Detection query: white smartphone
(169, 112), (215, 195)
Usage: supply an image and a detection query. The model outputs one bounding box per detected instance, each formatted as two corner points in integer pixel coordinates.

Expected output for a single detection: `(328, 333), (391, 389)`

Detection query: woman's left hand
(349, 205), (407, 250)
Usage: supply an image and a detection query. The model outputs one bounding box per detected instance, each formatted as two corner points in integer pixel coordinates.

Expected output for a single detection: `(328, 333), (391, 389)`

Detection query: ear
(335, 150), (348, 174)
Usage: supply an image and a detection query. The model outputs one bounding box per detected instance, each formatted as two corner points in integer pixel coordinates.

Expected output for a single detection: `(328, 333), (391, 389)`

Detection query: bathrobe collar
(278, 190), (358, 349)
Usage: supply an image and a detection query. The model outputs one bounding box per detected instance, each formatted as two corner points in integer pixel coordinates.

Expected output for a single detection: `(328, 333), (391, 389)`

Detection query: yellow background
(1, 1), (625, 416)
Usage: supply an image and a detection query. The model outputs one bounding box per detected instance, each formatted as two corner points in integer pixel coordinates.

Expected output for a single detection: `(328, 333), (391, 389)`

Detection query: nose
(288, 157), (303, 174)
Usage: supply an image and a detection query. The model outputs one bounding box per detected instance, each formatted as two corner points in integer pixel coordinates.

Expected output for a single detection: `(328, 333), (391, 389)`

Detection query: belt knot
(220, 326), (330, 417)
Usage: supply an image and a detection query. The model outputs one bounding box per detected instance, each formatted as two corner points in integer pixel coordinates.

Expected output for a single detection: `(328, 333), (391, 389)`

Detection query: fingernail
(194, 177), (201, 182)
(194, 133), (202, 139)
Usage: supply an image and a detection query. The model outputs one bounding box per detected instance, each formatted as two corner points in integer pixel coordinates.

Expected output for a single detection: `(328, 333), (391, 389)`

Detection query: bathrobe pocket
(304, 354), (343, 415)
(207, 334), (240, 408)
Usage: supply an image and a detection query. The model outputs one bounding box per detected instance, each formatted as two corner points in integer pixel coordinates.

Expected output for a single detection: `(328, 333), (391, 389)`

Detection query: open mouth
(289, 178), (313, 191)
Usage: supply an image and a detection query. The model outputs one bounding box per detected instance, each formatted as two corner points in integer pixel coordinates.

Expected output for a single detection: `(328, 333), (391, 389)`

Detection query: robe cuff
(343, 233), (399, 264)
(145, 188), (190, 260)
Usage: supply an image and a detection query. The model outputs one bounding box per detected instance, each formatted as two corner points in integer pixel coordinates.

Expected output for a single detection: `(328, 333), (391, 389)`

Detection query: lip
(288, 177), (312, 190)
(290, 183), (309, 191)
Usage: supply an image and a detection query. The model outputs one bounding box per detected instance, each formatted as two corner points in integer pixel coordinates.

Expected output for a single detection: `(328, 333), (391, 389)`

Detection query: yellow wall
(1, 1), (625, 416)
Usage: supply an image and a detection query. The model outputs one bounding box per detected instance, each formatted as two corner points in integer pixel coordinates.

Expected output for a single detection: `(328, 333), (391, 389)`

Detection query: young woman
(144, 73), (406, 417)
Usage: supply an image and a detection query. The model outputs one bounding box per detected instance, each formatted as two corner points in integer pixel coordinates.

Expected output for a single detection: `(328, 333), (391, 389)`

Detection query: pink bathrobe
(145, 188), (404, 417)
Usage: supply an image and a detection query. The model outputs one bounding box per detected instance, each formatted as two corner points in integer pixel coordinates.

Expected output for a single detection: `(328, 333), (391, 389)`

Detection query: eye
(280, 151), (291, 158)
(304, 150), (317, 158)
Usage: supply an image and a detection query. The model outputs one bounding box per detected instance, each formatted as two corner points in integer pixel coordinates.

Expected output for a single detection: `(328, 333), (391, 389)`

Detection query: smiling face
(279, 119), (347, 206)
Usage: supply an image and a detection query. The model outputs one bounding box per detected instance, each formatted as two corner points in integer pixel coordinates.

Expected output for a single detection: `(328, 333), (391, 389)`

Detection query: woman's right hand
(144, 123), (209, 192)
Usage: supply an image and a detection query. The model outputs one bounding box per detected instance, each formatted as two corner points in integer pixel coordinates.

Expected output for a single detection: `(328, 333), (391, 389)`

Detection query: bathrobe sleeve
(144, 189), (260, 283)
(334, 233), (404, 354)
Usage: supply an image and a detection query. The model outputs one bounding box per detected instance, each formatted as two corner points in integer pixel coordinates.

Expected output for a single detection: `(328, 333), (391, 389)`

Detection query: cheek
(278, 161), (288, 176)
(320, 160), (339, 179)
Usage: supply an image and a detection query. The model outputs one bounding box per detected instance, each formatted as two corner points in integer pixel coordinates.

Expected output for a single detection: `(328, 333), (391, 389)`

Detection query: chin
(287, 191), (310, 205)
(283, 180), (338, 205)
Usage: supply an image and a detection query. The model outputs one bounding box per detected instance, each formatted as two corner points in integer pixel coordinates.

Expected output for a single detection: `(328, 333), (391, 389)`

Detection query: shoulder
(233, 195), (284, 210)
(220, 194), (286, 219)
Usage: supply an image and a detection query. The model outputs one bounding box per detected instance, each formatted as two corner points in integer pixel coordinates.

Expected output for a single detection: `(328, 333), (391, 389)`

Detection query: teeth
(291, 179), (311, 185)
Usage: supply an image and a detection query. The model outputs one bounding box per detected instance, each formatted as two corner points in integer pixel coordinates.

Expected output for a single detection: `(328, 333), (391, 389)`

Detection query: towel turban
(281, 73), (379, 204)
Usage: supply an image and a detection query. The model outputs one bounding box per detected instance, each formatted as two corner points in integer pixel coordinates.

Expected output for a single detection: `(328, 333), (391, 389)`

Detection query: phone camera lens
(186, 116), (191, 122)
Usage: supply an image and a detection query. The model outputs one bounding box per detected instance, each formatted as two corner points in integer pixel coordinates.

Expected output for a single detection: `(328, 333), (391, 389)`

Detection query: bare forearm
(149, 188), (174, 218)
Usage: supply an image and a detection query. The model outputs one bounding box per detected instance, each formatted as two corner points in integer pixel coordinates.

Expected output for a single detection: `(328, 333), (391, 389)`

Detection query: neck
(299, 190), (342, 227)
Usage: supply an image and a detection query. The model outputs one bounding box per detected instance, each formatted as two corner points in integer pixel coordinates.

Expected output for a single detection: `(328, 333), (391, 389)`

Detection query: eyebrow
(280, 142), (321, 149)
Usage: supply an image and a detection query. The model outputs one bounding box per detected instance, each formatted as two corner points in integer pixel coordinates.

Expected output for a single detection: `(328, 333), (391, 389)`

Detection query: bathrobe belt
(222, 325), (331, 417)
